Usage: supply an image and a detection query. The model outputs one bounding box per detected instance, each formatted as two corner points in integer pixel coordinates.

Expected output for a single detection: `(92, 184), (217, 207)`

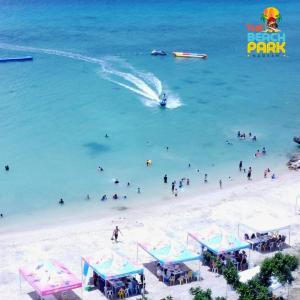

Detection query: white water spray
(0, 43), (182, 108)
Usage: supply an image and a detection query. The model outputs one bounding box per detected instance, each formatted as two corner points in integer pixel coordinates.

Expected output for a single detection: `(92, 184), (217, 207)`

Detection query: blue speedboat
(151, 50), (167, 56)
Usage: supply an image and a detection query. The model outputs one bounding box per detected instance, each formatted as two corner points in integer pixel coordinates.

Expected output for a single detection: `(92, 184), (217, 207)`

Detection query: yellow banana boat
(173, 52), (208, 59)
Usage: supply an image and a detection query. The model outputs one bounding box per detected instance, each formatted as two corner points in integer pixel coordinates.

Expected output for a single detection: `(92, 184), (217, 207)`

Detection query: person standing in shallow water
(239, 161), (243, 171)
(171, 181), (175, 193)
(163, 174), (168, 183)
(204, 174), (208, 183)
(219, 179), (222, 189)
(247, 167), (252, 180)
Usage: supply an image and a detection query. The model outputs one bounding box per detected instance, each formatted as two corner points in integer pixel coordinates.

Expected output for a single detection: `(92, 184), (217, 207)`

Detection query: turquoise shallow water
(0, 0), (299, 225)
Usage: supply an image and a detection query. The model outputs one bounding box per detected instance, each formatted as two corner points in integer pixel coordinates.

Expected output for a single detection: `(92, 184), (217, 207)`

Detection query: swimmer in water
(5, 165), (9, 171)
(113, 194), (118, 200)
(98, 166), (104, 172)
(174, 188), (178, 197)
(262, 147), (266, 155)
(105, 133), (109, 138)
(0, 213), (3, 218)
(137, 187), (141, 194)
(114, 179), (119, 184)
(59, 198), (64, 205)
(187, 178), (190, 185)
(86, 194), (90, 200)
(127, 182), (130, 187)
(204, 174), (208, 183)
(101, 195), (107, 201)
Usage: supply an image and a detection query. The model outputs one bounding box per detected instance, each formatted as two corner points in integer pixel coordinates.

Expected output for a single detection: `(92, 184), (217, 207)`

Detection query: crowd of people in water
(1, 130), (277, 216)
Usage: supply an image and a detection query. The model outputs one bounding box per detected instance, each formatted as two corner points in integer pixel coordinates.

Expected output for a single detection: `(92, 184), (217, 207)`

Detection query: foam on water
(0, 43), (182, 109)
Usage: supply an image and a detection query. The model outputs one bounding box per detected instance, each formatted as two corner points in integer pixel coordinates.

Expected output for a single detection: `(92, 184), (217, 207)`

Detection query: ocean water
(0, 0), (299, 228)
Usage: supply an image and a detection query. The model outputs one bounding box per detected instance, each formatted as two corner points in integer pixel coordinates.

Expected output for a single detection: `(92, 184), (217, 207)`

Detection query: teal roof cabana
(82, 253), (143, 280)
(137, 240), (201, 265)
(188, 227), (250, 255)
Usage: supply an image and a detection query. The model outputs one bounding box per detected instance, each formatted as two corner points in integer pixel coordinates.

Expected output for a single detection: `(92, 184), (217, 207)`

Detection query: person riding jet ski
(159, 93), (167, 107)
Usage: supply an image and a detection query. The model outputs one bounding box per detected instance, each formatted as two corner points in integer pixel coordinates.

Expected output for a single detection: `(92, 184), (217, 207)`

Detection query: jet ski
(151, 50), (167, 56)
(159, 93), (167, 107)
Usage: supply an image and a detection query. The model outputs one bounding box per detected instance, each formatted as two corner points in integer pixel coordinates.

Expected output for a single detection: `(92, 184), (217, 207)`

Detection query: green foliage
(203, 251), (213, 266)
(236, 277), (269, 300)
(190, 287), (227, 300)
(259, 252), (299, 286)
(223, 259), (240, 289)
(215, 258), (223, 274)
(190, 287), (213, 300)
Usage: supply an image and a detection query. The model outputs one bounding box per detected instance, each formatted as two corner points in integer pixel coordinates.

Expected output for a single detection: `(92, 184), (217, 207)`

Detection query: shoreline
(0, 159), (296, 235)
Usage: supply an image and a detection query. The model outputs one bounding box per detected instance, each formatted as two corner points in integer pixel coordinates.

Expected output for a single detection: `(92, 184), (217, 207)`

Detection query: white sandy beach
(1, 171), (300, 300)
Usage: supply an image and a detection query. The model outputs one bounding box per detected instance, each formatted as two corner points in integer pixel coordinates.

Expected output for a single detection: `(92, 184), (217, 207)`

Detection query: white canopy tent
(238, 215), (291, 245)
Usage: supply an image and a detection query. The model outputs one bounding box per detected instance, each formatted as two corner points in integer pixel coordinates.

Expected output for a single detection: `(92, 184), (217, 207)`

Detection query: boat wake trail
(0, 43), (182, 109)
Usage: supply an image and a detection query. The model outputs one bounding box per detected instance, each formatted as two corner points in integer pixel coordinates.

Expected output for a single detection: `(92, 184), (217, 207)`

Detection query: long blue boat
(0, 56), (33, 63)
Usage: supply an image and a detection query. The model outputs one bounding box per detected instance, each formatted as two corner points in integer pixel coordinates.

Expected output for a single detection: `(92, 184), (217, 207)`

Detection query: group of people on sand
(237, 131), (257, 141)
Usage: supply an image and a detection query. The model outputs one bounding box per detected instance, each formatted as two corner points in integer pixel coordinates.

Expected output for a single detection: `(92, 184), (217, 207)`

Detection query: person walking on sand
(111, 226), (122, 242)
(219, 179), (222, 189)
(239, 161), (243, 171)
(171, 181), (175, 193)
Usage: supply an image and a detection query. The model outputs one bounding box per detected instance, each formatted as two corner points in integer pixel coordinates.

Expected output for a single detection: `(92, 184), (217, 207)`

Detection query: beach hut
(19, 260), (82, 299)
(82, 252), (144, 298)
(187, 226), (250, 255)
(137, 240), (201, 284)
(238, 215), (291, 250)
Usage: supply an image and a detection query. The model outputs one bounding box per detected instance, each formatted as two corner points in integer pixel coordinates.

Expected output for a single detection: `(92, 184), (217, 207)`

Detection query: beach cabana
(238, 215), (291, 246)
(137, 240), (201, 265)
(19, 260), (82, 299)
(137, 240), (201, 284)
(82, 253), (143, 280)
(187, 227), (250, 255)
(82, 252), (144, 297)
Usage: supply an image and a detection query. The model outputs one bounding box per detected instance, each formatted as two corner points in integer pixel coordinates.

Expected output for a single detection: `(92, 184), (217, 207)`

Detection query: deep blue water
(0, 0), (299, 224)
